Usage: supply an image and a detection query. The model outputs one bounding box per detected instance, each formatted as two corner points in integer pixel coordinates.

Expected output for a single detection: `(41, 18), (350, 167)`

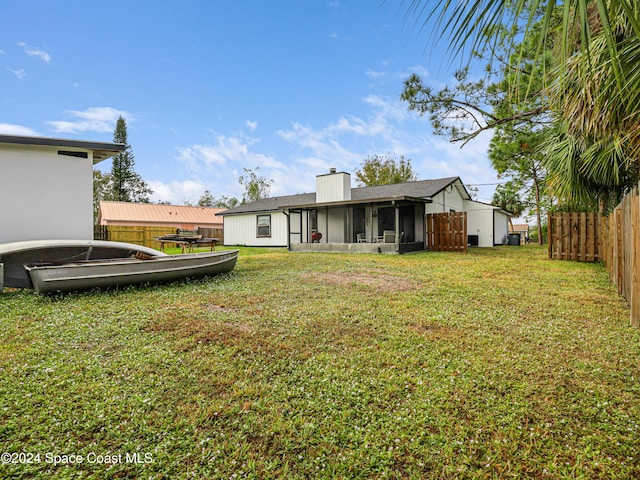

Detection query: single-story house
(0, 134), (124, 244)
(98, 201), (225, 231)
(219, 169), (512, 253)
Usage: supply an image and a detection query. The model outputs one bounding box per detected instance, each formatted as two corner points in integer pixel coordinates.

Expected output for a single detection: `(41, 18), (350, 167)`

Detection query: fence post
(463, 212), (468, 253)
(631, 191), (640, 326)
(616, 208), (623, 295)
(547, 212), (552, 259)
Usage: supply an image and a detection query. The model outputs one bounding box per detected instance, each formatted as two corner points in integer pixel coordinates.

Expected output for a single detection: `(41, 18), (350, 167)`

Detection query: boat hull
(25, 250), (239, 294)
(0, 240), (166, 289)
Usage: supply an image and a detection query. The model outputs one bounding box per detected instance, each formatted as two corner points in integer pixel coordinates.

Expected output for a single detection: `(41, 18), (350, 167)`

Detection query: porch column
(285, 210), (291, 250)
(395, 202), (400, 245)
(325, 206), (329, 244)
(370, 204), (375, 242)
(346, 206), (350, 243)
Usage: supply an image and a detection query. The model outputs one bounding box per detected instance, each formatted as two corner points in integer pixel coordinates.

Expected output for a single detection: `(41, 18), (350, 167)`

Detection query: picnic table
(155, 235), (220, 253)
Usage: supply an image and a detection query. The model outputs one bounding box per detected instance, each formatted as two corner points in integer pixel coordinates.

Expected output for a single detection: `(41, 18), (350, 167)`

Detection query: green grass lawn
(1, 245), (639, 479)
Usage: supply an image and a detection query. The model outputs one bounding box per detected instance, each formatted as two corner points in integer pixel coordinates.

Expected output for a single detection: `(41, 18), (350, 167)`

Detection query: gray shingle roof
(351, 177), (460, 201)
(220, 177), (463, 215)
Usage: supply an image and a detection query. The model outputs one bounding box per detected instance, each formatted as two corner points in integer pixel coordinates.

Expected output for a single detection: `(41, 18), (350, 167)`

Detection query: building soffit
(0, 134), (125, 164)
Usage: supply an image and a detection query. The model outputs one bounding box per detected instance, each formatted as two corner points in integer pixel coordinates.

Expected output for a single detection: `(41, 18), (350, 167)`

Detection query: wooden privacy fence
(548, 212), (601, 262)
(549, 187), (640, 327)
(599, 188), (640, 327)
(94, 225), (225, 250)
(197, 227), (224, 240)
(94, 225), (108, 241)
(97, 226), (176, 250)
(425, 212), (467, 252)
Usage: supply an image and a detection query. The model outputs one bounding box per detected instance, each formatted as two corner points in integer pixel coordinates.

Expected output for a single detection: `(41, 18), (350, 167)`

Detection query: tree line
(401, 0), (640, 243)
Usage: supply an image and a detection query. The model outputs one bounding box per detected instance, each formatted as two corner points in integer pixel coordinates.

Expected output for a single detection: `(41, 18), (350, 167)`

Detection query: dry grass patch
(306, 269), (422, 292)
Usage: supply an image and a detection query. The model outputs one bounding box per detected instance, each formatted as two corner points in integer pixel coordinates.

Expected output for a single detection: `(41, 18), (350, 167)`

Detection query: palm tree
(405, 0), (640, 209)
(544, 3), (640, 208)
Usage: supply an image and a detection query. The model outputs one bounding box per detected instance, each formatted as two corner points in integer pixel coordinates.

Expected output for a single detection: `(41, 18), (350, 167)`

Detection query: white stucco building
(0, 134), (124, 244)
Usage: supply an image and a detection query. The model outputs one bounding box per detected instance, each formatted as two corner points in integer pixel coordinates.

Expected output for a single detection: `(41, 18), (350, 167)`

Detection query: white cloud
(173, 133), (287, 201)
(7, 67), (26, 79)
(329, 32), (351, 41)
(403, 64), (430, 79)
(46, 107), (131, 134)
(17, 42), (51, 63)
(276, 95), (416, 174)
(275, 91), (496, 200)
(362, 95), (412, 123)
(148, 179), (207, 205)
(177, 144), (224, 172)
(245, 120), (258, 131)
(415, 130), (497, 199)
(365, 69), (386, 79)
(277, 122), (361, 171)
(173, 128), (336, 201)
(366, 64), (431, 89)
(0, 123), (39, 136)
(328, 115), (386, 136)
(162, 82), (497, 206)
(177, 132), (284, 173)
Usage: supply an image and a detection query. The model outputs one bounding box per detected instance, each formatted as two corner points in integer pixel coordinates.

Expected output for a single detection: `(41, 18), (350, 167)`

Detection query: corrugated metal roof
(98, 201), (225, 227)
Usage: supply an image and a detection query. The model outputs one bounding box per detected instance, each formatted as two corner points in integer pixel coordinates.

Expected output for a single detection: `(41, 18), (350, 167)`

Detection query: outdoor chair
(356, 233), (367, 243)
(383, 230), (396, 243)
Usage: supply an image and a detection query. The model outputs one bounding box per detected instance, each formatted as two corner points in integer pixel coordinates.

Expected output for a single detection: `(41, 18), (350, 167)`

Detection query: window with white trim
(257, 215), (271, 238)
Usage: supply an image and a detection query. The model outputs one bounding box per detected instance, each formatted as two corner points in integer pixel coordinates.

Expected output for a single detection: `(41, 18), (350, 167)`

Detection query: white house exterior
(220, 171), (512, 253)
(0, 135), (123, 244)
(222, 208), (291, 247)
(464, 200), (510, 247)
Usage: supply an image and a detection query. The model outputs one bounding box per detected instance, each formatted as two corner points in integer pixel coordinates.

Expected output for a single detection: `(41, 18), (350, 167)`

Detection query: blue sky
(1, 1), (500, 205)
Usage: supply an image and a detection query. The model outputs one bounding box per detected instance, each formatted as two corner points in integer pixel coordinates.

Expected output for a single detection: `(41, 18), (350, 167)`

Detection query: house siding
(426, 185), (466, 214)
(464, 200), (509, 247)
(0, 144), (94, 243)
(223, 211), (289, 246)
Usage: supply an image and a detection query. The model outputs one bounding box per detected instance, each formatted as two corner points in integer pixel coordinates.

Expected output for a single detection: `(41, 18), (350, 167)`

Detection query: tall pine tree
(110, 116), (151, 202)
